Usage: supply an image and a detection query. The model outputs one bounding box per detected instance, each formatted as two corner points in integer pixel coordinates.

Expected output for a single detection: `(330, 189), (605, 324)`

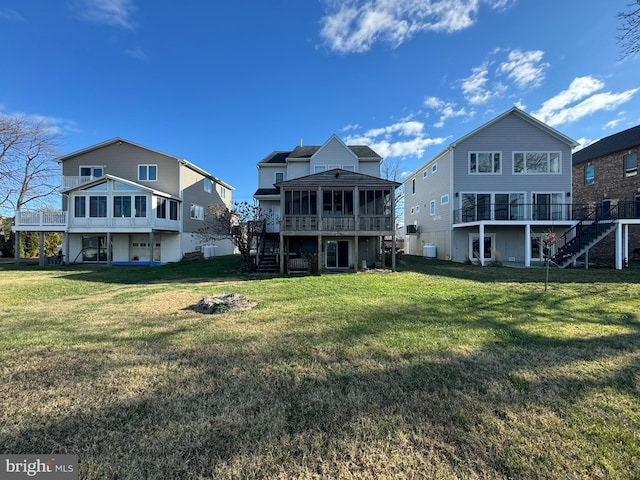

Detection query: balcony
(63, 175), (99, 189)
(453, 203), (574, 224)
(453, 202), (640, 224)
(281, 215), (393, 233)
(14, 210), (67, 231)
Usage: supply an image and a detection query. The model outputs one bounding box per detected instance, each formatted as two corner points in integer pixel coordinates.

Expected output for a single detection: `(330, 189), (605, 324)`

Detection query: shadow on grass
(2, 286), (639, 478)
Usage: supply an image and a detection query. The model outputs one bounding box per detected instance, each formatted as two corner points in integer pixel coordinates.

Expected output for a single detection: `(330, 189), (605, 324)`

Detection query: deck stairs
(551, 207), (617, 268)
(257, 234), (280, 273)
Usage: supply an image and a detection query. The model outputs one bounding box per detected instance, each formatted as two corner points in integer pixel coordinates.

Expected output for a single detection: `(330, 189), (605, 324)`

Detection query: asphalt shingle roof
(573, 124), (640, 165)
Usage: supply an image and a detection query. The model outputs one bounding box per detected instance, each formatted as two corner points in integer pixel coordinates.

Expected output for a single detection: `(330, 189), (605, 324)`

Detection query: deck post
(524, 224), (531, 267)
(149, 231), (154, 267)
(39, 231), (46, 266)
(14, 231), (20, 266)
(107, 232), (112, 266)
(615, 222), (623, 270)
(479, 223), (485, 266)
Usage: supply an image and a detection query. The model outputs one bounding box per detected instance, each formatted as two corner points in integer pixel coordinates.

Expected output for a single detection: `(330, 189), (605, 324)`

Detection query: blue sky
(1, 0), (639, 206)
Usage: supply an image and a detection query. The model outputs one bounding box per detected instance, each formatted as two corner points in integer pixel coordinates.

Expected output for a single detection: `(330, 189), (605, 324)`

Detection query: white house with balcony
(13, 138), (234, 265)
(403, 107), (580, 267)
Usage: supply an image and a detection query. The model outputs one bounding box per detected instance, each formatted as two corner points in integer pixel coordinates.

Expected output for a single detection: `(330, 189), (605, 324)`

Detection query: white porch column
(615, 222), (623, 270)
(623, 224), (629, 266)
(524, 224), (531, 267)
(107, 232), (112, 266)
(63, 232), (69, 265)
(479, 223), (485, 266)
(149, 231), (155, 267)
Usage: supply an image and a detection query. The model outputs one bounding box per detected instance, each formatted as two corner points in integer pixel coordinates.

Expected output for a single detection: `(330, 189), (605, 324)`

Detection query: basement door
(326, 240), (349, 269)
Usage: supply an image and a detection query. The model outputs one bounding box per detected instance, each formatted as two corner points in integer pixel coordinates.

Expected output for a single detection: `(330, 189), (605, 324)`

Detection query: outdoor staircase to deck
(257, 234), (280, 273)
(551, 215), (617, 268)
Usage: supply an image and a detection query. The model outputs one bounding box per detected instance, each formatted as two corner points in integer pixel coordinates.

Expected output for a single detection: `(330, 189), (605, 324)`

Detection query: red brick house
(571, 124), (640, 266)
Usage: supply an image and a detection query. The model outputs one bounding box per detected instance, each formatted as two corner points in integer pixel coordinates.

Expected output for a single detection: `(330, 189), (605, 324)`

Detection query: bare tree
(0, 114), (61, 213)
(196, 201), (270, 270)
(381, 157), (405, 227)
(618, 1), (640, 59)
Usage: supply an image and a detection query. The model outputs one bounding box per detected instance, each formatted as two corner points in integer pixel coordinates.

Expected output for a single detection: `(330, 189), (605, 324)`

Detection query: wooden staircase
(256, 234), (280, 273)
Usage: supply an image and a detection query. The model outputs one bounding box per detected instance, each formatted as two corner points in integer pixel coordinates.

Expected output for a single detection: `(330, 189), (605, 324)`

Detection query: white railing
(63, 176), (96, 189)
(15, 210), (67, 227)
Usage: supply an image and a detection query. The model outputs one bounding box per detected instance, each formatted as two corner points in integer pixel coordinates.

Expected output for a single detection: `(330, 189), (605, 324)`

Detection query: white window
(431, 163), (437, 173)
(430, 200), (436, 216)
(469, 152), (501, 174)
(415, 205), (420, 213)
(412, 178), (416, 195)
(275, 172), (285, 184)
(190, 203), (204, 220)
(441, 194), (449, 205)
(328, 165), (340, 170)
(220, 186), (226, 199)
(422, 170), (428, 179)
(513, 152), (561, 174)
(342, 165), (355, 172)
(138, 164), (158, 181)
(314, 165), (327, 173)
(204, 178), (212, 193)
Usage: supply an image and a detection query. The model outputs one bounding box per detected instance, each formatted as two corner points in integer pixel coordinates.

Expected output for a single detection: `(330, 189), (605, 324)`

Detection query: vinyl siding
(61, 142), (181, 196)
(453, 114), (572, 197)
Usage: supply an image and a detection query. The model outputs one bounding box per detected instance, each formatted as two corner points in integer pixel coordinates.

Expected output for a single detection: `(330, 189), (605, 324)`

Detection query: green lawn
(1, 256), (639, 479)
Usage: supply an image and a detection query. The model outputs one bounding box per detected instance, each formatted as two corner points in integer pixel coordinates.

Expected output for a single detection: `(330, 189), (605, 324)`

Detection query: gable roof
(56, 137), (234, 190)
(451, 107), (579, 149)
(572, 124), (640, 165)
(258, 135), (382, 165)
(276, 168), (400, 189)
(405, 107), (578, 183)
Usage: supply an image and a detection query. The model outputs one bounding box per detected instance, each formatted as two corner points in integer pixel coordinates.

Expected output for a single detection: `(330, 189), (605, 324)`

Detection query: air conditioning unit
(406, 224), (419, 234)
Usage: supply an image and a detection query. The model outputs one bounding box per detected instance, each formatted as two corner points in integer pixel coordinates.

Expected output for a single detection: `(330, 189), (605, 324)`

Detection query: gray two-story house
(13, 138), (234, 265)
(254, 134), (400, 273)
(404, 107), (579, 267)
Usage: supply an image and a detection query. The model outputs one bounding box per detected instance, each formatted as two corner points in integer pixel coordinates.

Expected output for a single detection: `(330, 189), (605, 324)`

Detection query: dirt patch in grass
(191, 293), (258, 314)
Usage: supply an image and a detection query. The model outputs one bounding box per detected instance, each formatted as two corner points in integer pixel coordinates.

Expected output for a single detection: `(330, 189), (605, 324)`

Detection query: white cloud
(124, 47), (149, 62)
(344, 120), (448, 159)
(320, 0), (515, 53)
(424, 96), (470, 127)
(0, 8), (24, 21)
(532, 76), (638, 126)
(461, 63), (494, 104)
(497, 49), (548, 89)
(70, 0), (137, 29)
